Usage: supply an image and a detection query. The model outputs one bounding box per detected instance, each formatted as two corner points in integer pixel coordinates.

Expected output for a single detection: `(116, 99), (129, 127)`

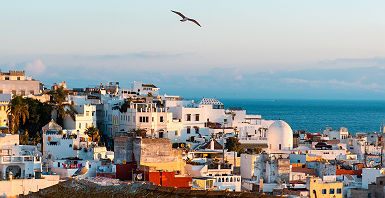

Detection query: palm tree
(48, 86), (75, 126)
(85, 126), (100, 142)
(7, 95), (29, 134)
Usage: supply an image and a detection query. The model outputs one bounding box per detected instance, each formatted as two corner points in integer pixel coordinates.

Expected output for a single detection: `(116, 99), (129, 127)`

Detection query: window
(160, 116), (164, 122)
(322, 189), (327, 194)
(195, 114), (200, 121)
(145, 117), (149, 123)
(5, 77), (9, 80)
(195, 126), (199, 134)
(128, 116), (130, 122)
(92, 111), (95, 116)
(79, 123), (82, 129)
(279, 144), (281, 150)
(329, 188), (335, 194)
(337, 188), (342, 194)
(30, 90), (34, 95)
(21, 90), (25, 96)
(86, 123), (88, 128)
(187, 114), (191, 121)
(152, 117), (154, 122)
(86, 111), (90, 116)
(69, 144), (72, 147)
(17, 77), (21, 80)
(175, 131), (178, 136)
(187, 126), (191, 134)
(0, 90), (2, 94)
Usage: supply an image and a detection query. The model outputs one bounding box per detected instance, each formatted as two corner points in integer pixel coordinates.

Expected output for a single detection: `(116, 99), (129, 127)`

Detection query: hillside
(21, 179), (277, 198)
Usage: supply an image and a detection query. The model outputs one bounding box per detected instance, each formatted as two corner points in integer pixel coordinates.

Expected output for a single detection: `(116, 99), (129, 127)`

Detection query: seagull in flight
(171, 10), (201, 27)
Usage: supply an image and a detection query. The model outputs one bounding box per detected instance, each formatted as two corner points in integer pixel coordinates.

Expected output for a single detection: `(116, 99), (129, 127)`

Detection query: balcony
(0, 156), (41, 163)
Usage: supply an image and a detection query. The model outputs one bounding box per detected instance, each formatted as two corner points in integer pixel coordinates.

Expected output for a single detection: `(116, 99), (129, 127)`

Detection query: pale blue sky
(1, 1), (385, 99)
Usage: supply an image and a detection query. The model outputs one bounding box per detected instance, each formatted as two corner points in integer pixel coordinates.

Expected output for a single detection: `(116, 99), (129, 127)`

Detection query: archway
(6, 165), (22, 179)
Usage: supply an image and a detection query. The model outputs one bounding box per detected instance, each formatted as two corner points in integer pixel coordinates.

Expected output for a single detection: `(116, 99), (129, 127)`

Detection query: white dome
(267, 120), (293, 152)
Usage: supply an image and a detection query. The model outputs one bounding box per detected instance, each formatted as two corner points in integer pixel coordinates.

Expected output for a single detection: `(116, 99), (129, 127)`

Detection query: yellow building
(0, 94), (11, 128)
(309, 178), (343, 198)
(192, 177), (216, 190)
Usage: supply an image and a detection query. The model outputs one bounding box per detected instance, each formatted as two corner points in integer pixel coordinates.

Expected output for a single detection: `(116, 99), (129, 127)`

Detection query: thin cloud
(26, 59), (46, 76)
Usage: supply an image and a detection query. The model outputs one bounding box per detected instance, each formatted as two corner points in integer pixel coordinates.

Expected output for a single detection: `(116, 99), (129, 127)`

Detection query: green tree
(19, 130), (30, 145)
(20, 98), (53, 139)
(49, 86), (75, 126)
(225, 136), (244, 154)
(7, 95), (29, 133)
(33, 132), (42, 145)
(85, 126), (100, 142)
(119, 100), (131, 113)
(246, 147), (264, 154)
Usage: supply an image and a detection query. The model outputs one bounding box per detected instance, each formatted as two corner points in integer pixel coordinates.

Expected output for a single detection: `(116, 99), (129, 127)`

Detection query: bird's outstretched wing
(188, 18), (201, 27)
(171, 10), (186, 19)
(72, 167), (88, 177)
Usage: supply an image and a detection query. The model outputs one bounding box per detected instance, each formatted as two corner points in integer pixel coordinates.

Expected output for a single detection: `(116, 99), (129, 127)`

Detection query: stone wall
(0, 134), (19, 146)
(114, 137), (185, 174)
(0, 175), (60, 197)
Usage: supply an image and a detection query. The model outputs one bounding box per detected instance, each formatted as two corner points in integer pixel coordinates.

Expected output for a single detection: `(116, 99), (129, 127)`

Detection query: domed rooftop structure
(267, 120), (293, 152)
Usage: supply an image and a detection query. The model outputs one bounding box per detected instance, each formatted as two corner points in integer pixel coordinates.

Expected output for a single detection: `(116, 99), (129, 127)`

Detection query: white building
(361, 168), (385, 189)
(167, 98), (232, 143)
(0, 134), (42, 179)
(240, 153), (267, 181)
(63, 103), (97, 132)
(0, 70), (41, 96)
(185, 163), (241, 191)
(323, 127), (349, 143)
(132, 81), (159, 96)
(267, 120), (294, 153)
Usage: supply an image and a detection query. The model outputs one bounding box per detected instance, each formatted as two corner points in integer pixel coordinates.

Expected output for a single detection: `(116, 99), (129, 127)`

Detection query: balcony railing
(0, 156), (41, 163)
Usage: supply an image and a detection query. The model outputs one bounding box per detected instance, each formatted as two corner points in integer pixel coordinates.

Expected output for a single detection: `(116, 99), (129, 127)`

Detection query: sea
(219, 99), (385, 134)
